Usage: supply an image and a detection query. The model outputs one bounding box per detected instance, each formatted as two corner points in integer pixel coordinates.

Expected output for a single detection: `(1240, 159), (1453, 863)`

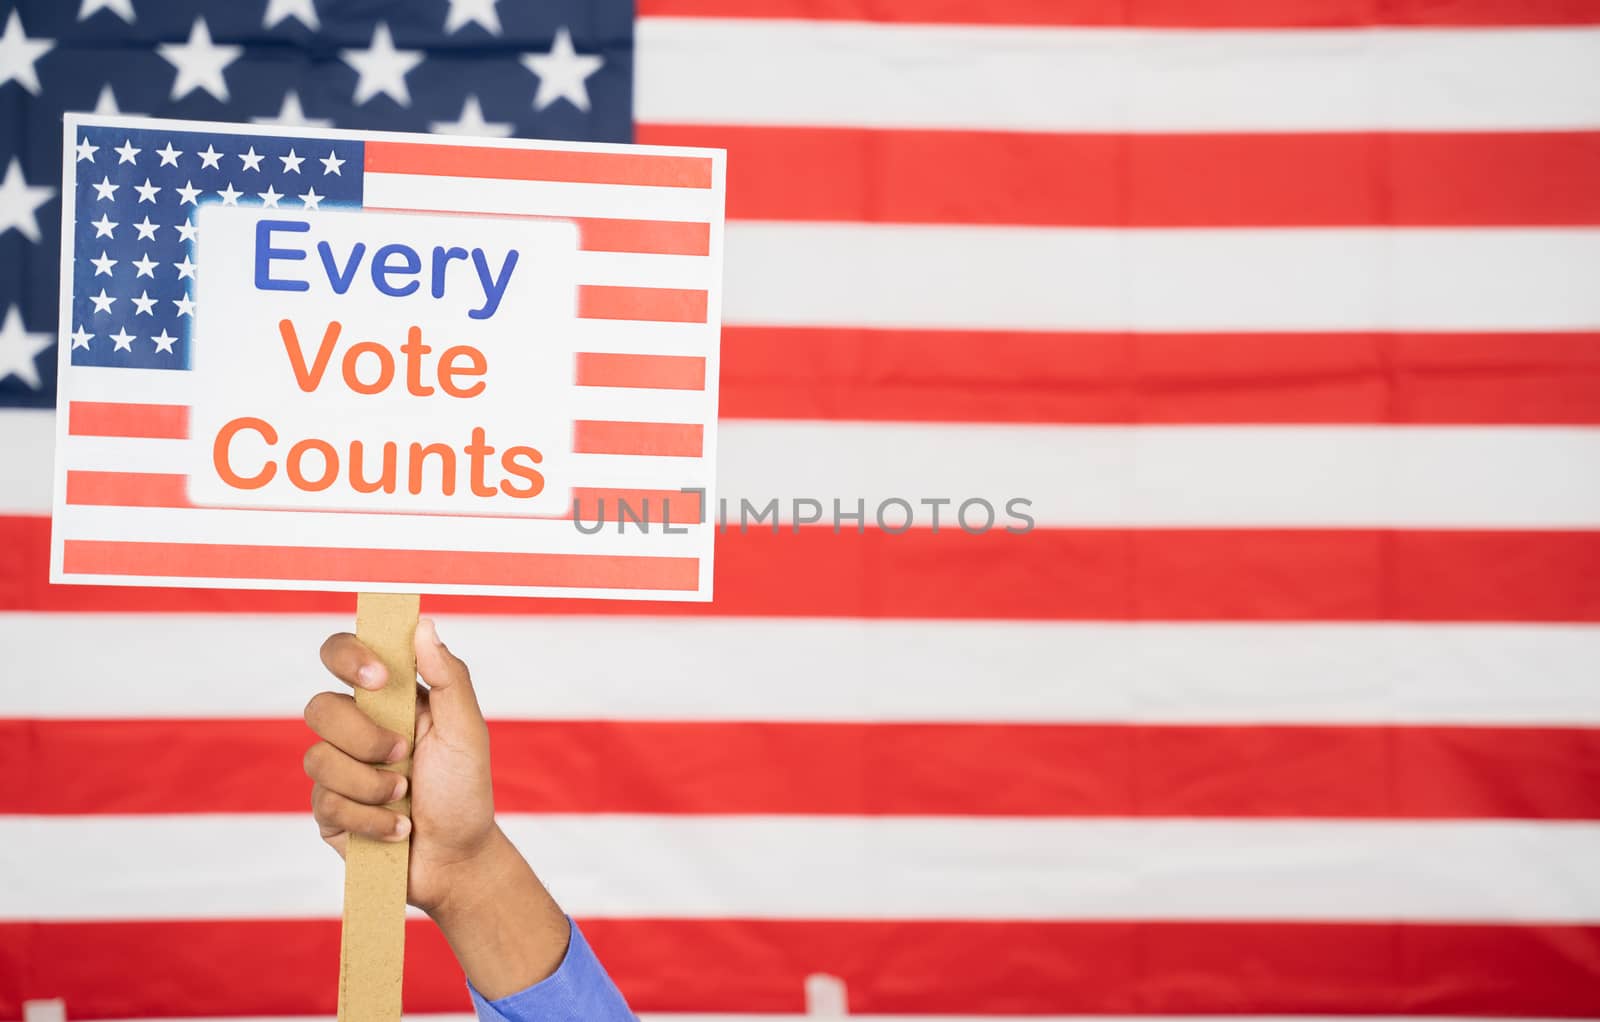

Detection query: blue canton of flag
(69, 125), (363, 370)
(0, 0), (633, 404)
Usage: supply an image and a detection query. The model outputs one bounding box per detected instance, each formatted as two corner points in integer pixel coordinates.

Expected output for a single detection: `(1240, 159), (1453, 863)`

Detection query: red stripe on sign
(6, 718), (1598, 819)
(578, 285), (709, 323)
(636, 0), (1600, 26)
(64, 471), (190, 508)
(636, 126), (1600, 227)
(574, 420), (705, 456)
(365, 140), (713, 188)
(2, 919), (1596, 1017)
(577, 352), (707, 390)
(368, 208), (711, 256)
(60, 539), (698, 592)
(13, 516), (1600, 620)
(67, 401), (188, 439)
(571, 487), (703, 525)
(719, 327), (1600, 425)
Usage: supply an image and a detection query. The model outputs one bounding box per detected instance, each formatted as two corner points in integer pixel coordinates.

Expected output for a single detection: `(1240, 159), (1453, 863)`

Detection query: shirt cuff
(468, 917), (636, 1022)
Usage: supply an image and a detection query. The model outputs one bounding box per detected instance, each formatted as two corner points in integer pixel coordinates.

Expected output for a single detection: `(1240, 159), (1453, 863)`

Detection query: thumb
(414, 618), (485, 735)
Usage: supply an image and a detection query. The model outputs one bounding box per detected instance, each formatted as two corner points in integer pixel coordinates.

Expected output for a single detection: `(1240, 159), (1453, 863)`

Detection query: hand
(303, 618), (569, 995)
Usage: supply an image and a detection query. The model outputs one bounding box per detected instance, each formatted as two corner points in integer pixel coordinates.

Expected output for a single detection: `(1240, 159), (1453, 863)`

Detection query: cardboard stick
(338, 593), (420, 1022)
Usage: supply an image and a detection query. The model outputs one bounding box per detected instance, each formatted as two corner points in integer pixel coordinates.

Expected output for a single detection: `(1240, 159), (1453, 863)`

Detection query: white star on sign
(175, 180), (201, 205)
(445, 0), (500, 35)
(177, 219), (197, 242)
(258, 184), (283, 208)
(89, 288), (116, 313)
(300, 187), (323, 210)
(238, 146), (263, 171)
(0, 158), (54, 242)
(319, 150), (345, 176)
(522, 27), (602, 112)
(91, 213), (116, 238)
(430, 94), (513, 137)
(343, 22), (423, 106)
(175, 255), (196, 279)
(132, 252), (157, 278)
(151, 328), (177, 354)
(133, 216), (159, 240)
(198, 144), (222, 169)
(156, 141), (182, 167)
(263, 0), (319, 31)
(110, 326), (135, 351)
(114, 139), (140, 164)
(78, 0), (136, 24)
(0, 11), (54, 96)
(279, 148), (305, 173)
(70, 325), (93, 350)
(0, 305), (53, 388)
(90, 251), (117, 275)
(75, 137), (98, 162)
(131, 290), (157, 315)
(173, 294), (195, 317)
(134, 177), (161, 203)
(217, 182), (242, 205)
(91, 175), (118, 201)
(158, 17), (241, 102)
(254, 90), (330, 128)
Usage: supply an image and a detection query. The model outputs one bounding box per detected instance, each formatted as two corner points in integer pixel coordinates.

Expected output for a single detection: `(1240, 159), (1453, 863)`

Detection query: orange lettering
(212, 416), (277, 489)
(278, 319), (342, 392)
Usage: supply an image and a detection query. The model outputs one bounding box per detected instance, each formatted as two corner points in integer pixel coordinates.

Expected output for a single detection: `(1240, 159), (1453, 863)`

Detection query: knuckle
(301, 742), (326, 778)
(303, 691), (336, 727)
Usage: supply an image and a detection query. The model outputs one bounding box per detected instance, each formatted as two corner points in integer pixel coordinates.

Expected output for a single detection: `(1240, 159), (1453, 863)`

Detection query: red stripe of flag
(60, 540), (699, 592)
(570, 487), (703, 524)
(636, 0), (1600, 27)
(578, 285), (709, 323)
(5, 718), (1598, 819)
(64, 471), (191, 508)
(574, 420), (705, 456)
(15, 517), (1600, 620)
(365, 140), (713, 188)
(577, 352), (707, 390)
(2, 918), (1596, 1018)
(366, 208), (711, 256)
(719, 327), (1600, 424)
(67, 401), (188, 439)
(637, 126), (1600, 227)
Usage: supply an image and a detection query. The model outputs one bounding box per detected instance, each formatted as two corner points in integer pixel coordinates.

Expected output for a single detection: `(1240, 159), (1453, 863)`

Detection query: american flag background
(3, 0), (1600, 1019)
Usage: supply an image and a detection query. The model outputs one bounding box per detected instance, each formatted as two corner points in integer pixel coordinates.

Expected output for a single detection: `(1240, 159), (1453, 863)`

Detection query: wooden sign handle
(338, 592), (420, 1022)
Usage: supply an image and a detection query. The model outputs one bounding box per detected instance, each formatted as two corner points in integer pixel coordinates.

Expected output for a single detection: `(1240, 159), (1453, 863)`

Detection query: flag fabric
(50, 116), (722, 599)
(4, 0), (1600, 1019)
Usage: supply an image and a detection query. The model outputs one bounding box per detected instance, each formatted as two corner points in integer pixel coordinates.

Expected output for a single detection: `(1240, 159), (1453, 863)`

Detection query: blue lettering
(317, 241), (366, 295)
(372, 243), (422, 298)
(254, 220), (310, 293)
(469, 248), (518, 320)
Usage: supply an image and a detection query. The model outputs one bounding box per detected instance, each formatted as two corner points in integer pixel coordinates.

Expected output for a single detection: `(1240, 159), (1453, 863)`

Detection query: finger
(414, 618), (485, 734)
(303, 741), (408, 805)
(312, 784), (410, 842)
(319, 632), (387, 692)
(304, 691), (408, 763)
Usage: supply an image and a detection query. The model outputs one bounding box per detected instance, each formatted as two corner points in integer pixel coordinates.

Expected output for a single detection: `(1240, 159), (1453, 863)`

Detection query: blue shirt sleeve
(468, 917), (638, 1022)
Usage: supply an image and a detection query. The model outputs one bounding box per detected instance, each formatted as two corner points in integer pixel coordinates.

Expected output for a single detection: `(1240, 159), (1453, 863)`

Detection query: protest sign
(50, 113), (725, 1021)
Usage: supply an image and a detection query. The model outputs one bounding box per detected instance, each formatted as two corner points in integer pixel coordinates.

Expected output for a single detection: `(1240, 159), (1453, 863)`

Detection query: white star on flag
(176, 180), (201, 205)
(156, 142), (183, 167)
(0, 11), (53, 96)
(69, 325), (93, 351)
(254, 90), (331, 128)
(300, 187), (323, 209)
(134, 178), (161, 203)
(152, 329), (178, 354)
(114, 139), (140, 164)
(132, 253), (157, 278)
(89, 289), (116, 313)
(0, 305), (52, 388)
(177, 219), (197, 242)
(445, 0), (501, 35)
(319, 150), (345, 175)
(239, 147), (264, 171)
(198, 145), (223, 169)
(133, 216), (158, 240)
(90, 251), (116, 276)
(343, 22), (424, 106)
(90, 214), (116, 238)
(217, 183), (243, 205)
(158, 17), (242, 102)
(431, 94), (514, 137)
(91, 83), (123, 115)
(131, 290), (157, 315)
(110, 326), (135, 351)
(259, 184), (283, 208)
(280, 149), (305, 173)
(91, 176), (118, 201)
(175, 256), (196, 279)
(77, 0), (136, 24)
(173, 294), (195, 316)
(75, 137), (98, 162)
(0, 158), (55, 242)
(262, 0), (319, 31)
(521, 27), (604, 112)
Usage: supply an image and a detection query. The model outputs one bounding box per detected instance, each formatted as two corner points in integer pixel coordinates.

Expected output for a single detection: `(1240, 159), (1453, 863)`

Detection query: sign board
(49, 115), (724, 600)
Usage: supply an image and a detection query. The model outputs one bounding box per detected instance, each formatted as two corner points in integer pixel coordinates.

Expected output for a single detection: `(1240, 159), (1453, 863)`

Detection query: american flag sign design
(50, 114), (725, 600)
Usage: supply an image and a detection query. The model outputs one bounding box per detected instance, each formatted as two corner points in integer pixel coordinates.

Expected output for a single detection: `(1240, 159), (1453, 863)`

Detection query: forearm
(427, 826), (571, 999)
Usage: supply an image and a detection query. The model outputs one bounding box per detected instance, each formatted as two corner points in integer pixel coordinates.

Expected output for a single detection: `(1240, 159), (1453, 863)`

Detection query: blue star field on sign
(0, 0), (633, 404)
